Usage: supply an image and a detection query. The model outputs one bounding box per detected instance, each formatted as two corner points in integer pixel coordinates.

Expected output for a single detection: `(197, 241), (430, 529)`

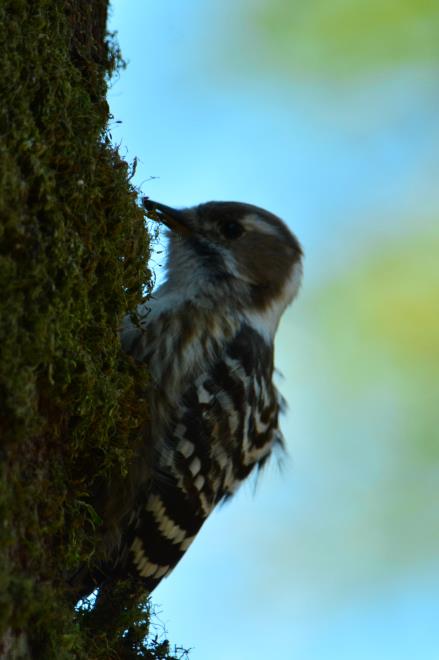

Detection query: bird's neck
(151, 276), (288, 346)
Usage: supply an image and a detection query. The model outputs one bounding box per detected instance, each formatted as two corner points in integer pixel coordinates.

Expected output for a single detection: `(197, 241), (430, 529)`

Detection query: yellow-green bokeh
(239, 0), (439, 79)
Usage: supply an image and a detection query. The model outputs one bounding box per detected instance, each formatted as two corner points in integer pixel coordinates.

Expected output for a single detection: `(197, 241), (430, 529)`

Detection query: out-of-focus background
(109, 2), (439, 658)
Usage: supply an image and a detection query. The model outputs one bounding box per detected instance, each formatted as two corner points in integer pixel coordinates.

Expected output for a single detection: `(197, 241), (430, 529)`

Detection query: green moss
(0, 2), (183, 657)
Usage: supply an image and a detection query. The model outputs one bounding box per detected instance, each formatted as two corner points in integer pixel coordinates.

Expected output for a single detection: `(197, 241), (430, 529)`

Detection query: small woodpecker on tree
(71, 199), (303, 600)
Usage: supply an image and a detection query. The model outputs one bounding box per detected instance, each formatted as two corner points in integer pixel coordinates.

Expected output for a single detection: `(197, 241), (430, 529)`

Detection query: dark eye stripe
(222, 221), (244, 239)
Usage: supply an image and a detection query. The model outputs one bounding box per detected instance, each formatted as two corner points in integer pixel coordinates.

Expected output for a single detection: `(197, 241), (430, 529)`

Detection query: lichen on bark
(0, 2), (184, 657)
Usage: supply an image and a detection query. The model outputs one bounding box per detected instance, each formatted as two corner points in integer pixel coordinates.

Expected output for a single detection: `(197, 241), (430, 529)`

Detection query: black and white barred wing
(128, 325), (283, 592)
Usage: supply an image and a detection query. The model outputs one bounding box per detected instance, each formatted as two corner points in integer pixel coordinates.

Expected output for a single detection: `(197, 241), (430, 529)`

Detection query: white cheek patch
(243, 260), (303, 343)
(285, 259), (303, 303)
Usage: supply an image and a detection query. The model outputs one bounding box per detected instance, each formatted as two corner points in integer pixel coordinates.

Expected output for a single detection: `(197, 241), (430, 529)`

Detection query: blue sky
(109, 2), (439, 658)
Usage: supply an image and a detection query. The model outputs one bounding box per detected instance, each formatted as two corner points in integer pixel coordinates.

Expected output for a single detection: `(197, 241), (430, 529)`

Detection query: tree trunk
(0, 2), (182, 657)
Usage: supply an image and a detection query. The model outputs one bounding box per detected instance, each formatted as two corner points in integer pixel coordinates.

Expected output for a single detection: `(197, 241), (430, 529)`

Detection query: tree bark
(0, 2), (182, 657)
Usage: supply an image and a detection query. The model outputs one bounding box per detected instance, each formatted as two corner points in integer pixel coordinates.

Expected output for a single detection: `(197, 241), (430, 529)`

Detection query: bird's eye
(222, 221), (244, 240)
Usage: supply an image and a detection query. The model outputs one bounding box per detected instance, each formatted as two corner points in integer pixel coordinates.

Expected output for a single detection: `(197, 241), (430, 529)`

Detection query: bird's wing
(71, 322), (283, 599)
(120, 323), (282, 593)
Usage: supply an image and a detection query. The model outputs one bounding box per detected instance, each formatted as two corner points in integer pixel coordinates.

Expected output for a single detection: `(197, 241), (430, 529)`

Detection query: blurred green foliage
(270, 226), (439, 600)
(314, 225), (439, 470)
(243, 0), (439, 78)
(298, 225), (439, 571)
(313, 226), (439, 371)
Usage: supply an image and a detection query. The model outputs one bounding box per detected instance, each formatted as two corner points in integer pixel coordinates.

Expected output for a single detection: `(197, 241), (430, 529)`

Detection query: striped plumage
(72, 200), (303, 599)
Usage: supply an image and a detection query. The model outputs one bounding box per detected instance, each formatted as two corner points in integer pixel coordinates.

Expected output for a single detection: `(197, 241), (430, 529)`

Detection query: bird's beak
(143, 198), (192, 236)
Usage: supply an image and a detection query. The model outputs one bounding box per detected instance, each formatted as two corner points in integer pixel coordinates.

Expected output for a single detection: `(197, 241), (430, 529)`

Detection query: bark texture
(0, 2), (185, 657)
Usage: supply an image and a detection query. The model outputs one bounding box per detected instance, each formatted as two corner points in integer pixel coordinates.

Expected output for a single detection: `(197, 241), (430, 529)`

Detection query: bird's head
(144, 199), (303, 331)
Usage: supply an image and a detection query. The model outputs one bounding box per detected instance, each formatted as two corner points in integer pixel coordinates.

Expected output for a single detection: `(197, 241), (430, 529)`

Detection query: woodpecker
(72, 200), (303, 600)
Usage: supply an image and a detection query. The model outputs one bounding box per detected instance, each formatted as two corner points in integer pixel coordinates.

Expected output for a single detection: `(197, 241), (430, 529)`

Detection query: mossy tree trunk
(0, 2), (184, 658)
